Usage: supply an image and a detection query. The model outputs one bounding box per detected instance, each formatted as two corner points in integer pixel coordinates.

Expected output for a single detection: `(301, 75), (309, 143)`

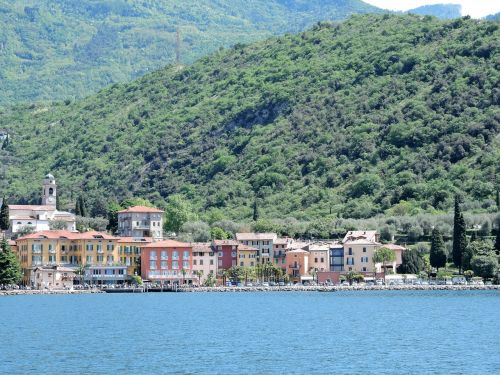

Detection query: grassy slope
(0, 0), (381, 104)
(0, 14), (499, 221)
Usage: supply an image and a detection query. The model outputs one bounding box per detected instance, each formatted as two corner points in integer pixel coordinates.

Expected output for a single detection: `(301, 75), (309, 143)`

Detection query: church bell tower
(42, 173), (57, 206)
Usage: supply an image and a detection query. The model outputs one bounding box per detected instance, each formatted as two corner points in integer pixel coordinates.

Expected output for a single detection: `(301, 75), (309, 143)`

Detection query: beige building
(237, 244), (259, 268)
(305, 243), (330, 273)
(191, 242), (217, 284)
(342, 231), (382, 274)
(117, 206), (164, 240)
(30, 266), (76, 290)
(236, 233), (277, 264)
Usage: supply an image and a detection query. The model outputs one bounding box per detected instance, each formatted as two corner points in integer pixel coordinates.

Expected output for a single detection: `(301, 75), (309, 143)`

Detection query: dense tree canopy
(0, 15), (499, 222)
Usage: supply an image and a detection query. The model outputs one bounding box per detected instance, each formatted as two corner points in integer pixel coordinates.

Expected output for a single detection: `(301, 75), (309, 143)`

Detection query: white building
(30, 266), (75, 290)
(117, 206), (164, 240)
(8, 174), (76, 235)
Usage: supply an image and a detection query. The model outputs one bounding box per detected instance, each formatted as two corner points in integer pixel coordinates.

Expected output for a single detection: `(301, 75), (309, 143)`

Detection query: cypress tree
(430, 228), (447, 271)
(0, 238), (22, 285)
(75, 195), (88, 217)
(253, 198), (259, 222)
(0, 197), (9, 231)
(495, 216), (500, 255)
(452, 196), (467, 273)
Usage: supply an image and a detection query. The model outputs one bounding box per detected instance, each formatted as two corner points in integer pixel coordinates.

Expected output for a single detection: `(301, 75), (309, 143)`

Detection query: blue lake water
(0, 291), (499, 374)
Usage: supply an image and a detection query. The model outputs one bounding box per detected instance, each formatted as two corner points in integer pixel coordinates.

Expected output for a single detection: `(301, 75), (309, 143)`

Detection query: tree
(193, 270), (203, 285)
(75, 195), (88, 217)
(495, 215), (500, 255)
(373, 247), (396, 282)
(252, 198), (259, 222)
(107, 201), (122, 234)
(204, 272), (216, 287)
(397, 249), (424, 274)
(471, 255), (498, 280)
(164, 195), (194, 233)
(180, 268), (187, 285)
(342, 271), (361, 285)
(49, 220), (67, 230)
(0, 197), (9, 231)
(452, 196), (467, 273)
(0, 238), (22, 285)
(430, 228), (447, 271)
(210, 227), (230, 240)
(180, 221), (210, 242)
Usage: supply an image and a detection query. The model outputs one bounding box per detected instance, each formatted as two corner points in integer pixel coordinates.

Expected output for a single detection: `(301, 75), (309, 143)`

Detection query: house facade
(117, 237), (153, 276)
(237, 244), (259, 268)
(235, 233), (277, 264)
(192, 242), (217, 284)
(212, 239), (239, 270)
(141, 240), (194, 284)
(117, 206), (164, 240)
(30, 266), (75, 290)
(285, 249), (312, 283)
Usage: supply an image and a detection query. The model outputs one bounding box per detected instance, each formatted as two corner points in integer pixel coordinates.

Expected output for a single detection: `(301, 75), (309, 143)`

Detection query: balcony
(289, 264), (300, 270)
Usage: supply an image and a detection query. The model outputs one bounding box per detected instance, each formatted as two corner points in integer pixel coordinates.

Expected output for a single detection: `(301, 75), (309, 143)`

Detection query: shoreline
(1, 284), (499, 296)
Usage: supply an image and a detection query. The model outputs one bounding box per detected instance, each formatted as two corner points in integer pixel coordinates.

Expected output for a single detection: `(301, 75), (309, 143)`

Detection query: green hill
(0, 0), (381, 105)
(0, 14), (499, 221)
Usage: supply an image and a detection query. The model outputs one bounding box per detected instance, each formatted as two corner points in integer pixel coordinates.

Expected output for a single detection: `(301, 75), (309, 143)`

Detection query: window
(362, 267), (367, 272)
(193, 259), (197, 265)
(231, 251), (236, 257)
(210, 260), (214, 265)
(107, 244), (114, 251)
(320, 258), (324, 262)
(161, 260), (168, 270)
(183, 260), (189, 269)
(314, 258), (318, 263)
(199, 259), (203, 266)
(97, 255), (104, 262)
(150, 260), (157, 270)
(172, 251), (179, 260)
(107, 255), (114, 263)
(250, 262), (254, 267)
(150, 251), (157, 260)
(363, 247), (367, 253)
(348, 248), (353, 255)
(86, 256), (92, 264)
(218, 252), (223, 257)
(161, 251), (168, 260)
(218, 260), (222, 267)
(48, 255), (56, 264)
(172, 261), (179, 270)
(183, 251), (189, 259)
(86, 244), (93, 251)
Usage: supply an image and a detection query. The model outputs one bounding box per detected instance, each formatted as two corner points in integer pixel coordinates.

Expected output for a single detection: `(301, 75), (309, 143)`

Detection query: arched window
(49, 187), (54, 195)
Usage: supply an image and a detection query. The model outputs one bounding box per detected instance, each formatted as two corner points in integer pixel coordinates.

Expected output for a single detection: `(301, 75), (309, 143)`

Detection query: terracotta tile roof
(237, 244), (259, 252)
(16, 230), (117, 241)
(191, 242), (212, 252)
(117, 205), (164, 214)
(142, 239), (191, 248)
(383, 244), (407, 251)
(235, 233), (278, 241)
(8, 205), (56, 211)
(212, 239), (239, 246)
(342, 230), (378, 243)
(117, 237), (153, 244)
(10, 216), (36, 220)
(343, 239), (380, 246)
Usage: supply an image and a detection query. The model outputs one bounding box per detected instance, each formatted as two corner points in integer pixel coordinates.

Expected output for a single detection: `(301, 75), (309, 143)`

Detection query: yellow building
(15, 230), (119, 284)
(237, 244), (259, 268)
(117, 237), (153, 276)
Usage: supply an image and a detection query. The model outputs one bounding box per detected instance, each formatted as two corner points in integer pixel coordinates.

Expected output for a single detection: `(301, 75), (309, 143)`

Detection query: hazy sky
(364, 0), (500, 18)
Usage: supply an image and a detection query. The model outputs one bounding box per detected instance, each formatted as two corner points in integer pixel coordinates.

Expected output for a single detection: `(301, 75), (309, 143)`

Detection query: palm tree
(373, 247), (396, 283)
(343, 271), (358, 285)
(180, 268), (187, 285)
(194, 270), (203, 285)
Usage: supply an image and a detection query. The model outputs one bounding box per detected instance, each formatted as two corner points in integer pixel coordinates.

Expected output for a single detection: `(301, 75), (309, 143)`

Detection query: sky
(364, 0), (500, 18)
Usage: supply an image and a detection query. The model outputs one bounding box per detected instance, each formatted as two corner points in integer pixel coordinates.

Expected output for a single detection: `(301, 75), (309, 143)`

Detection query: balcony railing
(289, 264), (300, 269)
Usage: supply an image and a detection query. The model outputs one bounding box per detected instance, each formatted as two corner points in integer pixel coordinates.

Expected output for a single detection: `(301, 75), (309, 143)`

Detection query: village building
(212, 239), (239, 270)
(117, 205), (164, 240)
(141, 240), (194, 285)
(30, 266), (76, 290)
(305, 243), (330, 273)
(191, 242), (217, 284)
(117, 237), (153, 276)
(235, 232), (277, 264)
(237, 244), (259, 268)
(285, 249), (312, 284)
(7, 174), (76, 235)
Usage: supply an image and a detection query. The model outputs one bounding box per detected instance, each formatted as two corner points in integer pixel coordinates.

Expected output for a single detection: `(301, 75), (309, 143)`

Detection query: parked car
(278, 282), (285, 286)
(262, 282), (270, 287)
(246, 282), (253, 287)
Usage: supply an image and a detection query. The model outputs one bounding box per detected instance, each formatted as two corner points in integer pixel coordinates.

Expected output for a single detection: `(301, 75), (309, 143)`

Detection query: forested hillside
(0, 15), (499, 221)
(0, 0), (381, 104)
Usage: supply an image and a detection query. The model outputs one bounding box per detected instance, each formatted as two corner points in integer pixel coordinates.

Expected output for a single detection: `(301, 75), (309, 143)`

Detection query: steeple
(42, 173), (57, 206)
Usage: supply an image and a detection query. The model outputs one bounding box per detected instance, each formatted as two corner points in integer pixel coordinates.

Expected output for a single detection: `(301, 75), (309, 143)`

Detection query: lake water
(0, 291), (498, 374)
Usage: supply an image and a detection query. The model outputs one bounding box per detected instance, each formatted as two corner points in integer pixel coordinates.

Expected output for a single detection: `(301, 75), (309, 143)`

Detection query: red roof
(117, 237), (153, 244)
(16, 230), (117, 241)
(212, 239), (239, 246)
(117, 205), (164, 214)
(142, 239), (191, 248)
(9, 205), (56, 211)
(238, 244), (258, 251)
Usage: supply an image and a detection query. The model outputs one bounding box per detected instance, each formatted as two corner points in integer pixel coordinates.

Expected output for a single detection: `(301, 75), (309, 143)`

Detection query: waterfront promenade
(2, 284), (499, 296)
